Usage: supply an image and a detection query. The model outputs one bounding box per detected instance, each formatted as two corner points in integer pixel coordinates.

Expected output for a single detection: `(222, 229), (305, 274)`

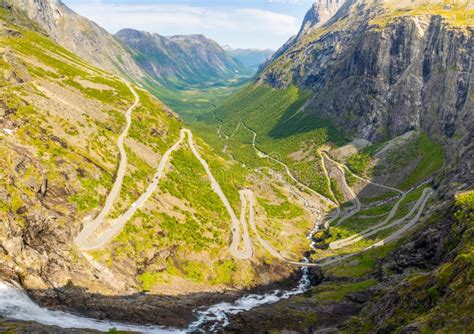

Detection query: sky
(63, 0), (314, 49)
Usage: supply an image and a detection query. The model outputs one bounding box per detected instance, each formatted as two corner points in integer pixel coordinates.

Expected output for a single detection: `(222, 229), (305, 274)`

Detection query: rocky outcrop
(295, 0), (346, 40)
(362, 197), (473, 333)
(257, 0), (345, 76)
(115, 29), (247, 85)
(2, 48), (30, 84)
(224, 2), (473, 331)
(258, 0), (474, 186)
(6, 0), (145, 79)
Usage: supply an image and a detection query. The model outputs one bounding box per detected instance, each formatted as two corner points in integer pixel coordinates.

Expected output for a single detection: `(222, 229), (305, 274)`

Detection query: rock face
(258, 0), (474, 185)
(295, 0), (346, 40)
(116, 29), (247, 84)
(259, 0), (345, 73)
(6, 0), (145, 79)
(222, 2), (473, 332)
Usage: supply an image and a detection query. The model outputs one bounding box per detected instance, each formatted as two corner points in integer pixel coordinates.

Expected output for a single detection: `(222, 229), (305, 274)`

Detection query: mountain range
(116, 29), (250, 85)
(0, 0), (473, 333)
(223, 45), (274, 72)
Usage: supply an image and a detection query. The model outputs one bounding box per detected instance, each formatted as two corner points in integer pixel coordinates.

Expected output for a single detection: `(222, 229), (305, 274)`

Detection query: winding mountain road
(320, 153), (341, 229)
(241, 189), (321, 267)
(75, 81), (139, 249)
(76, 129), (186, 250)
(329, 187), (433, 250)
(74, 82), (253, 257)
(327, 158), (361, 227)
(319, 188), (433, 266)
(76, 82), (433, 270)
(240, 122), (337, 208)
(184, 129), (253, 260)
(76, 126), (254, 259)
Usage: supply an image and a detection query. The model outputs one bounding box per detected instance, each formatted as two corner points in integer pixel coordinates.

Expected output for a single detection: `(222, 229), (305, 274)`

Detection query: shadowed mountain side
(226, 197), (472, 333)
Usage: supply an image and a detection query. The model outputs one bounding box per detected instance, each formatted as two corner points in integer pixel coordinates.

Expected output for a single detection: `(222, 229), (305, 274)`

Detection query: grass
(257, 193), (304, 220)
(142, 75), (250, 120)
(455, 189), (474, 210)
(373, 132), (444, 190)
(325, 242), (398, 277)
(160, 146), (229, 218)
(195, 83), (347, 199)
(127, 88), (182, 153)
(97, 142), (246, 288)
(357, 201), (394, 216)
(346, 153), (371, 176)
(399, 134), (444, 189)
(330, 177), (345, 203)
(343, 167), (358, 187)
(371, 1), (474, 29)
(309, 279), (377, 302)
(337, 215), (385, 234)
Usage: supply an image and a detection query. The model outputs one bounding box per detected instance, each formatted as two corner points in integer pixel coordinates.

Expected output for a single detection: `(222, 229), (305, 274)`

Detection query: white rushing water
(0, 269), (311, 333)
(0, 211), (321, 333)
(188, 205), (321, 332)
(0, 282), (181, 333)
(188, 263), (311, 332)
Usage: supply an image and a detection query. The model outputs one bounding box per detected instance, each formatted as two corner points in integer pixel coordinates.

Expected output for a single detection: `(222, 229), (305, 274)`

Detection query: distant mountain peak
(116, 29), (248, 85)
(6, 0), (145, 78)
(296, 0), (346, 40)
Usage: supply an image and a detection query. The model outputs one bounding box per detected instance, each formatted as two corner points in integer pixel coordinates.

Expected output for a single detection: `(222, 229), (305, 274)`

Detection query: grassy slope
(372, 0), (474, 28)
(92, 133), (313, 290)
(2, 8), (293, 291)
(373, 132), (444, 190)
(345, 190), (474, 333)
(194, 83), (347, 199)
(142, 75), (250, 121)
(0, 8), (132, 220)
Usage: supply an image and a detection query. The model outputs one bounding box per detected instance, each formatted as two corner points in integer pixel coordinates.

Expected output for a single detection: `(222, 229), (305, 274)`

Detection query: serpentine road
(240, 121), (337, 208)
(327, 157), (361, 227)
(329, 187), (433, 250)
(228, 124), (433, 265)
(76, 127), (253, 259)
(184, 129), (253, 260)
(320, 153), (341, 228)
(74, 82), (253, 258)
(75, 81), (139, 249)
(76, 82), (433, 269)
(319, 188), (433, 265)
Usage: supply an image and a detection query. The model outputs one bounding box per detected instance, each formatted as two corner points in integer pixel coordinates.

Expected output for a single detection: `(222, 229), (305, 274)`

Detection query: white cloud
(66, 2), (301, 49)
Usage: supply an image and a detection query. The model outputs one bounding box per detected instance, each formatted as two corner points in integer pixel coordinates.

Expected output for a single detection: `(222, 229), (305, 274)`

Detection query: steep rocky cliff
(6, 0), (144, 79)
(295, 0), (346, 40)
(219, 1), (474, 332)
(259, 0), (473, 185)
(260, 0), (346, 73)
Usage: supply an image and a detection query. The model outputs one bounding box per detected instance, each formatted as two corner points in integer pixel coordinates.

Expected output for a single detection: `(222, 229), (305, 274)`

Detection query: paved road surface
(319, 188), (433, 265)
(75, 81), (139, 249)
(75, 85), (433, 269)
(329, 188), (432, 250)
